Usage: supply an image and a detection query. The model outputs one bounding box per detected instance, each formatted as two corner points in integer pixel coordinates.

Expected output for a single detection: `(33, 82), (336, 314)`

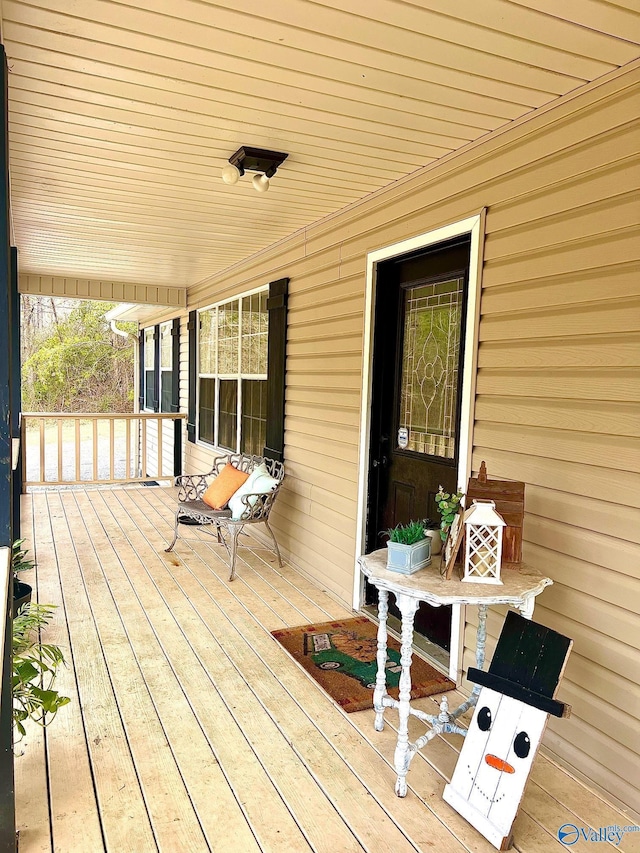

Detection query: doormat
(271, 617), (455, 713)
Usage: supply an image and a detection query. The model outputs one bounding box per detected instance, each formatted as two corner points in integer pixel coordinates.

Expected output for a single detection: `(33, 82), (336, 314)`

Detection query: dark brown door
(366, 235), (471, 652)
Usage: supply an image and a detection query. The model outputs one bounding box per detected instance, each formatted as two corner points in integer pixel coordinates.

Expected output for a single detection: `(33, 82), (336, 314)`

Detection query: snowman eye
(514, 731), (530, 758)
(477, 706), (492, 731)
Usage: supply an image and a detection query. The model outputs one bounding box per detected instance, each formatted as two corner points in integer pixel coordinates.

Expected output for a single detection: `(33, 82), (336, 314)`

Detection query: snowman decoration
(444, 611), (573, 851)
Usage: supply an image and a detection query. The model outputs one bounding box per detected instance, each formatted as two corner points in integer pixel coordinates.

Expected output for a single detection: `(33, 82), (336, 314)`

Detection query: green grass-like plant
(386, 520), (427, 545)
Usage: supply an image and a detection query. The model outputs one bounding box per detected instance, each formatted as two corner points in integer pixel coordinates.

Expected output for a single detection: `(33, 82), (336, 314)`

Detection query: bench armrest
(174, 473), (210, 501)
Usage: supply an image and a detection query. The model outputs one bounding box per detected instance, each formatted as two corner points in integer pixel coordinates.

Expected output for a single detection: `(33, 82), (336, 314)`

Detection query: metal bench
(165, 452), (285, 580)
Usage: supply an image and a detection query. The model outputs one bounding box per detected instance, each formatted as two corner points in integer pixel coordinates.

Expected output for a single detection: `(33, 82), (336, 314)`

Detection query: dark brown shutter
(153, 325), (160, 412)
(171, 318), (182, 474)
(263, 277), (289, 462)
(187, 310), (197, 443)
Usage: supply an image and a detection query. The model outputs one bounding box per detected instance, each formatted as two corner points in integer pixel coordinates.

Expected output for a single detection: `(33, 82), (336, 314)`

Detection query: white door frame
(353, 212), (485, 683)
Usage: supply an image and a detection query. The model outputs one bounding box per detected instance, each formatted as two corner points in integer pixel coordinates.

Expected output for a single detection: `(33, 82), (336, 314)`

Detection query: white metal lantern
(462, 500), (506, 584)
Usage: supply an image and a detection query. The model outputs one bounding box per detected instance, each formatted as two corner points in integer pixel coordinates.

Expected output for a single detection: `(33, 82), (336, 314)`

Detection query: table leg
(374, 588), (389, 732)
(394, 593), (419, 798)
(449, 603), (487, 722)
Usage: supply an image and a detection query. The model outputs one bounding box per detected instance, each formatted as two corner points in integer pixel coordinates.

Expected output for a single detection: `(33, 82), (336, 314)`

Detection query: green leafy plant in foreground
(386, 520), (427, 545)
(435, 486), (465, 542)
(12, 539), (35, 578)
(13, 603), (70, 739)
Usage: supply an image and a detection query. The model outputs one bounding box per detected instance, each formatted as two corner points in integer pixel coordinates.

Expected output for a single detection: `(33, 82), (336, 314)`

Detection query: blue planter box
(386, 539), (431, 575)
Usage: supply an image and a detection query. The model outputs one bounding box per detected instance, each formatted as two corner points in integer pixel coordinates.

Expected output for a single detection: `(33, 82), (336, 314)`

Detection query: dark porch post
(0, 44), (17, 853)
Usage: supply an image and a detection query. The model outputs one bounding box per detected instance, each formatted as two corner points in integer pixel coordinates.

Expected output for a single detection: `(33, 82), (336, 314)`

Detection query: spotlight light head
(252, 174), (270, 193)
(221, 163), (241, 185)
(223, 146), (288, 189)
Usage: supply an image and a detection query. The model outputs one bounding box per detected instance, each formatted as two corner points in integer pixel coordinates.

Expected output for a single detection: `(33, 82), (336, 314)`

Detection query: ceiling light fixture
(221, 146), (288, 193)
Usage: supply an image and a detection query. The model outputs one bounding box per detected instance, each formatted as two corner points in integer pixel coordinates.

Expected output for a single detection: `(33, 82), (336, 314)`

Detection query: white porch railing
(21, 413), (186, 489)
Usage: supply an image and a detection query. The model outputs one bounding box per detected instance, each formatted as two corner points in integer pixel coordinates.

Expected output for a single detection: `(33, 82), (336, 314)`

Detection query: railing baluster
(93, 418), (98, 482)
(39, 417), (45, 484)
(110, 418), (115, 482)
(157, 417), (163, 480)
(141, 418), (147, 480)
(57, 417), (63, 483)
(75, 418), (81, 482)
(126, 418), (131, 480)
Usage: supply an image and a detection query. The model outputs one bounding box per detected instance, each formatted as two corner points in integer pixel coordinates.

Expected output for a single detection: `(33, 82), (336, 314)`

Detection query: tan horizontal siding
(178, 65), (640, 812)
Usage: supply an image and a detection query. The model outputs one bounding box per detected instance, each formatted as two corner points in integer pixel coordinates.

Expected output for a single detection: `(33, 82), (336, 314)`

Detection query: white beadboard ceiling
(3, 0), (640, 293)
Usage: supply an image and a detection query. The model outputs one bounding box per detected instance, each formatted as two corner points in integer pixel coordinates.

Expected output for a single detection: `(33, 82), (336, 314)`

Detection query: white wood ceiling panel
(3, 0), (639, 290)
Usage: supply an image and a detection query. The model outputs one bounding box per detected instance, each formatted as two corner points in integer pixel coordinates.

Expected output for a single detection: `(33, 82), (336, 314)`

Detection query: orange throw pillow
(202, 464), (250, 510)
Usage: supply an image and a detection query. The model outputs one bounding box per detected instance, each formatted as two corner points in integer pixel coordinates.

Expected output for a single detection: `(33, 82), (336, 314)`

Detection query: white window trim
(143, 326), (155, 412)
(159, 320), (173, 413)
(196, 286), (268, 454)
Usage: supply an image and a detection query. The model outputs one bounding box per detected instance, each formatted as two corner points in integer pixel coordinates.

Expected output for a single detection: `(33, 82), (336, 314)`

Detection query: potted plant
(423, 518), (442, 556)
(435, 486), (464, 543)
(13, 602), (70, 740)
(385, 520), (431, 575)
(12, 539), (34, 618)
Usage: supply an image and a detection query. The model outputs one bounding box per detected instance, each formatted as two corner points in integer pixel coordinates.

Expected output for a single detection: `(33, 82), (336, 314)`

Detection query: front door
(366, 235), (471, 655)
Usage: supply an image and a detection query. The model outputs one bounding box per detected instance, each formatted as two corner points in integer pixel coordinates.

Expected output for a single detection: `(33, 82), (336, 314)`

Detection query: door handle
(372, 456), (388, 468)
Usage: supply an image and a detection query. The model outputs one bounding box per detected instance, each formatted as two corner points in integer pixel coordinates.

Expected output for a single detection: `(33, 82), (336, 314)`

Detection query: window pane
(145, 370), (155, 410)
(160, 323), (172, 369)
(217, 302), (239, 375)
(144, 328), (154, 370)
(161, 372), (173, 413)
(218, 379), (238, 451)
(199, 309), (215, 374)
(241, 291), (268, 375)
(198, 377), (215, 444)
(241, 379), (267, 456)
(398, 277), (464, 459)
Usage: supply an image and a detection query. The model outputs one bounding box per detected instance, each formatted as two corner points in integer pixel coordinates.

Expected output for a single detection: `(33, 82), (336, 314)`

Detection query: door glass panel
(398, 276), (464, 459)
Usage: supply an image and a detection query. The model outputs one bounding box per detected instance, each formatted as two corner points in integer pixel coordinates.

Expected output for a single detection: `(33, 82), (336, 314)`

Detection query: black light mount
(228, 146), (288, 178)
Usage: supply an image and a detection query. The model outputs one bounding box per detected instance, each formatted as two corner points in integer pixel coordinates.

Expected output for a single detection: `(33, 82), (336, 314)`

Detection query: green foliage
(12, 538), (35, 577)
(22, 300), (136, 413)
(13, 603), (70, 739)
(387, 520), (427, 545)
(435, 486), (464, 542)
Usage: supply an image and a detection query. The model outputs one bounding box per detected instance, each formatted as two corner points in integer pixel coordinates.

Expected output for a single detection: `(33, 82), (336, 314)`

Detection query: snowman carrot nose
(485, 754), (515, 773)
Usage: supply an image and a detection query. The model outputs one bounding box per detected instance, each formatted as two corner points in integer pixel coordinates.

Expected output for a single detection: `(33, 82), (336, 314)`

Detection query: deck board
(14, 487), (639, 853)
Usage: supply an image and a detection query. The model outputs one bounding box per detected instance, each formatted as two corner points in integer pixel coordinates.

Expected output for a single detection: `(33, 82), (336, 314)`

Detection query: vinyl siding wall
(148, 65), (639, 814)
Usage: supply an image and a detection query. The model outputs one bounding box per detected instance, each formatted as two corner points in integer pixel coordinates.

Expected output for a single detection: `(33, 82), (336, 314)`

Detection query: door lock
(372, 456), (388, 468)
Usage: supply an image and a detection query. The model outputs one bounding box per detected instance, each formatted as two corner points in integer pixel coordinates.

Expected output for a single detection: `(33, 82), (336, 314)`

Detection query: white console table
(358, 550), (552, 797)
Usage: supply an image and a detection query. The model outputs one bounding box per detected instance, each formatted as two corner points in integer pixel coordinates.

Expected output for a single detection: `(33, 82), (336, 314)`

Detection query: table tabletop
(358, 549), (552, 609)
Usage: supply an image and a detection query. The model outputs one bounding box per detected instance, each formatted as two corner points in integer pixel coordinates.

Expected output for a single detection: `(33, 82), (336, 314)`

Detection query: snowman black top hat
(468, 611), (572, 718)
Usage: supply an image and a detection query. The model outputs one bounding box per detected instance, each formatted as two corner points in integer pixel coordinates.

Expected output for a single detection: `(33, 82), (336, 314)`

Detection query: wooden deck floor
(15, 487), (639, 853)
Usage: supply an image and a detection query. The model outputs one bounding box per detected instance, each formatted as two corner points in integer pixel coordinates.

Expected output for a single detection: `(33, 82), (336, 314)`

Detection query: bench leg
(228, 525), (241, 581)
(264, 519), (283, 567)
(165, 512), (180, 552)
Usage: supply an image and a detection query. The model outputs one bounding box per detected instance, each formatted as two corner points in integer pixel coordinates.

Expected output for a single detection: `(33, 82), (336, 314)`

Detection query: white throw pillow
(228, 463), (279, 520)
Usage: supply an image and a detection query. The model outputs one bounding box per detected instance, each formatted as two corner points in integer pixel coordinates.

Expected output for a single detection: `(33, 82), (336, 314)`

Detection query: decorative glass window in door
(398, 276), (464, 459)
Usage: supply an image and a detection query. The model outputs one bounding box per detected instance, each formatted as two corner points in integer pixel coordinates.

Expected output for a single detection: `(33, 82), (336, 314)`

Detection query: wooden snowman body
(443, 612), (572, 851)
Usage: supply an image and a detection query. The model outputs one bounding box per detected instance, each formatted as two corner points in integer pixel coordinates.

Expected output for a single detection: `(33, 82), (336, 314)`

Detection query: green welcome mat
(272, 617), (455, 713)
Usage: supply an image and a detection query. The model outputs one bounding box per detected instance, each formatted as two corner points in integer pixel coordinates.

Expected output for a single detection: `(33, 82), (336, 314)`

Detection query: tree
(21, 299), (136, 412)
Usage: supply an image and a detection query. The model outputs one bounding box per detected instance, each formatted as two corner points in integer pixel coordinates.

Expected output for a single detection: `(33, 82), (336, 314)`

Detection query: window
(143, 327), (155, 410)
(160, 321), (173, 412)
(197, 289), (268, 455)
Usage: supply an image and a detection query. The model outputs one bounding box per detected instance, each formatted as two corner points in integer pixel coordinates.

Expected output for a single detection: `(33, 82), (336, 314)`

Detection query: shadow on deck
(15, 487), (637, 853)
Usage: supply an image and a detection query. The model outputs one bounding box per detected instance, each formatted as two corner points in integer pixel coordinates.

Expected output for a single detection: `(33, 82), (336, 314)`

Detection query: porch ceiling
(4, 0), (640, 290)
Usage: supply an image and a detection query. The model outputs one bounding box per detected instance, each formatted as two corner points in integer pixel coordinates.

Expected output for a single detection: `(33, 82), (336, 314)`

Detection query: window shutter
(171, 318), (180, 412)
(187, 310), (197, 443)
(138, 330), (145, 411)
(153, 325), (160, 413)
(263, 277), (289, 462)
(171, 317), (182, 475)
